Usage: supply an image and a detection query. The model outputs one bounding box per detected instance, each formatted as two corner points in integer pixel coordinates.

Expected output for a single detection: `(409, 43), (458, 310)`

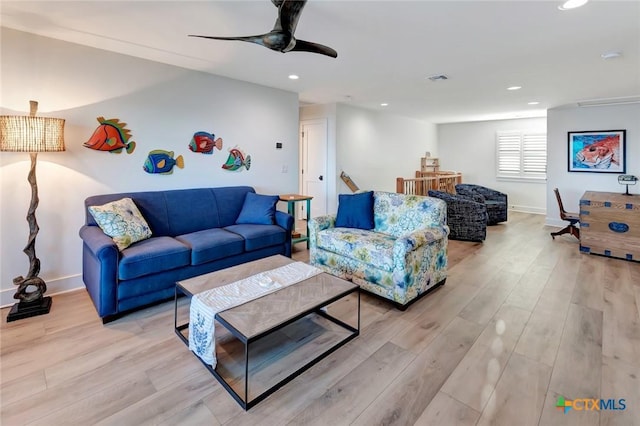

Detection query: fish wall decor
(221, 147), (251, 171)
(84, 116), (136, 154)
(143, 150), (185, 174)
(189, 131), (223, 154)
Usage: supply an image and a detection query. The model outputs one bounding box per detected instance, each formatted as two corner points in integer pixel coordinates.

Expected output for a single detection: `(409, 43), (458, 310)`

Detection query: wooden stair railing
(396, 171), (463, 196)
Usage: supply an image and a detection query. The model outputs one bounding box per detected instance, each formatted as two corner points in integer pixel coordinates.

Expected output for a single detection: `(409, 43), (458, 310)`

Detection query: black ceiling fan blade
(189, 34), (270, 48)
(276, 0), (307, 34)
(291, 39), (337, 58)
(189, 0), (337, 58)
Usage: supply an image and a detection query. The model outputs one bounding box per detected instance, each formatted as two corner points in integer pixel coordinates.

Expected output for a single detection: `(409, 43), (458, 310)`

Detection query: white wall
(438, 117), (547, 214)
(335, 103), (438, 195)
(546, 103), (640, 227)
(300, 103), (438, 214)
(0, 29), (300, 306)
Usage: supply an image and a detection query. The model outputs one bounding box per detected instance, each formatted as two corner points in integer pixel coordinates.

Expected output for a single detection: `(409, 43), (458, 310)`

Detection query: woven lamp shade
(0, 115), (66, 152)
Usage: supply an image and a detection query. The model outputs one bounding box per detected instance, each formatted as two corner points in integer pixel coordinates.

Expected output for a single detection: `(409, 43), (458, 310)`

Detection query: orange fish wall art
(84, 117), (136, 154)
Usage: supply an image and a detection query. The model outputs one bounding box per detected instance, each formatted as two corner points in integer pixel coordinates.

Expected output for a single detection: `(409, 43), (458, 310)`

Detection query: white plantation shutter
(497, 131), (521, 177)
(497, 130), (546, 179)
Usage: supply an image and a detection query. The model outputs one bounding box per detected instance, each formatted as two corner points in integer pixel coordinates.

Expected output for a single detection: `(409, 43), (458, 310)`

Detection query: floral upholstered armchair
(309, 191), (449, 309)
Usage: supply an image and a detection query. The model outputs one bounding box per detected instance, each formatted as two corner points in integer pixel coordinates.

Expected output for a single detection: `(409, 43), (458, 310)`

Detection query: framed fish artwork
(221, 147), (251, 172)
(84, 117), (136, 154)
(568, 130), (626, 173)
(189, 131), (223, 154)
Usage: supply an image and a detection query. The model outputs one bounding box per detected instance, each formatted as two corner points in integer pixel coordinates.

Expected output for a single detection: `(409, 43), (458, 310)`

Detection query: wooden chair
(550, 188), (580, 240)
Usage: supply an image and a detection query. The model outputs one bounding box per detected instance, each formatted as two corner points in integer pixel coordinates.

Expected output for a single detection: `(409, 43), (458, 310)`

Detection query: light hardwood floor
(1, 212), (639, 425)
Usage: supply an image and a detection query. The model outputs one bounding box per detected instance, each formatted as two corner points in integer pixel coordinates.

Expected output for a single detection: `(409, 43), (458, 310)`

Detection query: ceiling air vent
(577, 96), (640, 107)
(428, 74), (448, 82)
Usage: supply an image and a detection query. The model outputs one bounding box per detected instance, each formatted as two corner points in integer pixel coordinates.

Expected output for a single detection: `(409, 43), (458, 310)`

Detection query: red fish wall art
(84, 117), (136, 154)
(189, 131), (223, 154)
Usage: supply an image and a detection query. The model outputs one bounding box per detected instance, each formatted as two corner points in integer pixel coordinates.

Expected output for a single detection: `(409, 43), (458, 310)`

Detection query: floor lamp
(0, 101), (65, 322)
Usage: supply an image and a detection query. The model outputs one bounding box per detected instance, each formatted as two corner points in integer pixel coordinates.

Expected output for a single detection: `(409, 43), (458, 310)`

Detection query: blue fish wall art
(143, 150), (185, 174)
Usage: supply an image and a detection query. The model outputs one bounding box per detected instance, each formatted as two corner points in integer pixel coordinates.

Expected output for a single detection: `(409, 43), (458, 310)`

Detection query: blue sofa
(79, 186), (293, 322)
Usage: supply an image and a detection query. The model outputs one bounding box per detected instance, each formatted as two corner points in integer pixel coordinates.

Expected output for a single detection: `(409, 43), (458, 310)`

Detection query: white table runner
(188, 261), (323, 366)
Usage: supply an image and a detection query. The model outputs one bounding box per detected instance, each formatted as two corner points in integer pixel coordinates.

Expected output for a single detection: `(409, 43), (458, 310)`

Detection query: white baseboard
(0, 274), (84, 308)
(509, 205), (546, 215)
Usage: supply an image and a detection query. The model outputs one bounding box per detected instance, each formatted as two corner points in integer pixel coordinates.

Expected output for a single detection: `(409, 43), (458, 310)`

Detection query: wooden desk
(279, 194), (313, 248)
(579, 191), (640, 262)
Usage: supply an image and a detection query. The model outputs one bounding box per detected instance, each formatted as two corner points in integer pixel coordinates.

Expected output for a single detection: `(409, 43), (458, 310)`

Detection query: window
(496, 130), (546, 180)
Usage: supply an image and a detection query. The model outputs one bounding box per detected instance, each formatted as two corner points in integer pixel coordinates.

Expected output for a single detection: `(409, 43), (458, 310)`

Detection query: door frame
(299, 118), (329, 219)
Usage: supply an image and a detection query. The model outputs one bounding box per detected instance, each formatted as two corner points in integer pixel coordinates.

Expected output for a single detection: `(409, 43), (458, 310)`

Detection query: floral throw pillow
(88, 198), (152, 250)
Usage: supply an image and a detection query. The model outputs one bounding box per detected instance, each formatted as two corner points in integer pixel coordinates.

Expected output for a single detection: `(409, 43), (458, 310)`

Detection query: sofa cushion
(224, 224), (286, 252)
(373, 191), (445, 238)
(213, 186), (255, 227)
(316, 228), (396, 272)
(335, 191), (374, 230)
(235, 192), (279, 225)
(176, 228), (245, 265)
(88, 197), (152, 250)
(119, 236), (191, 280)
(165, 189), (221, 235)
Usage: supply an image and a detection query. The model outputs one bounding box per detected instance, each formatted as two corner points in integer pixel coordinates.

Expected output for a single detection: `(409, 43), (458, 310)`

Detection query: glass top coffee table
(174, 255), (360, 410)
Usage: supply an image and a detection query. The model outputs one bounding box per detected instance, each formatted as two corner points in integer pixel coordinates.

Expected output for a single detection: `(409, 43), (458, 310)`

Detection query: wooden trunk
(579, 190), (640, 262)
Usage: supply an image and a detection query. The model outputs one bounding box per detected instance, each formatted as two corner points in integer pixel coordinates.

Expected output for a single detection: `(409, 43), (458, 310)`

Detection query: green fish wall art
(143, 150), (185, 175)
(221, 147), (251, 172)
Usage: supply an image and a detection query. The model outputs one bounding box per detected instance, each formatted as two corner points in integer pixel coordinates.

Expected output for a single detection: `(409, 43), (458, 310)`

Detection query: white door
(300, 119), (328, 220)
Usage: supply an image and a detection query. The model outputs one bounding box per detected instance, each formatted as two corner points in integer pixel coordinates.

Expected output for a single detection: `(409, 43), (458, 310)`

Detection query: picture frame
(568, 130), (626, 173)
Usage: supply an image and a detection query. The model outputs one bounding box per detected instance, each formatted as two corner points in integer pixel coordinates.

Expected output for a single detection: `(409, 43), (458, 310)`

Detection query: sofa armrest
(309, 214), (336, 233)
(394, 226), (449, 254)
(274, 211), (294, 257)
(309, 214), (336, 249)
(275, 210), (294, 233)
(478, 188), (507, 203)
(79, 225), (119, 318)
(79, 225), (119, 259)
(447, 198), (488, 223)
(455, 186), (486, 204)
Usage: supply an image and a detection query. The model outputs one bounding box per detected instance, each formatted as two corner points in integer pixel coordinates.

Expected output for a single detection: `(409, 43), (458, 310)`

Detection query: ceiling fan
(189, 0), (338, 58)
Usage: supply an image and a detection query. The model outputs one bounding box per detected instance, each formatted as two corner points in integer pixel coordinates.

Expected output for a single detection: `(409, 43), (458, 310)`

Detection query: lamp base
(7, 296), (52, 322)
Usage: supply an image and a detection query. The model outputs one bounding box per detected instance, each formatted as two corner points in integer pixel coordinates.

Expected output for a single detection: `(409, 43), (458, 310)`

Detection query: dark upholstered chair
(428, 190), (488, 242)
(455, 184), (508, 225)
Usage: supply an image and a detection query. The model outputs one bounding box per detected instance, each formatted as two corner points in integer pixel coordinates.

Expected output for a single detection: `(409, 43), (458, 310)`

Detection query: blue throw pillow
(335, 191), (374, 229)
(235, 192), (279, 225)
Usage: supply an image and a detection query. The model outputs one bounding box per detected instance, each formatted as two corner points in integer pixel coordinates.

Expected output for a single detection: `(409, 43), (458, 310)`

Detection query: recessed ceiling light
(601, 51), (622, 60)
(558, 0), (588, 10)
(507, 86), (522, 91)
(380, 103), (388, 107)
(528, 101), (540, 105)
(288, 74), (299, 80)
